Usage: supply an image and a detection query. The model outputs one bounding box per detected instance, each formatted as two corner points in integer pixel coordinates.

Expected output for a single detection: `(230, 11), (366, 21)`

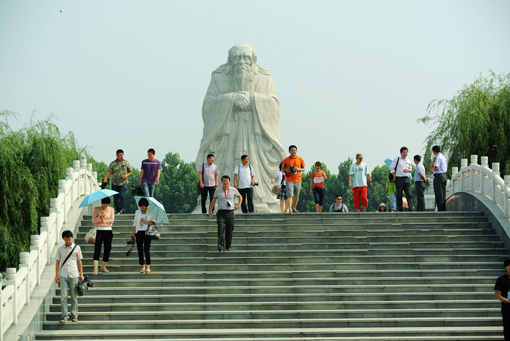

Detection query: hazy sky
(1, 1), (509, 173)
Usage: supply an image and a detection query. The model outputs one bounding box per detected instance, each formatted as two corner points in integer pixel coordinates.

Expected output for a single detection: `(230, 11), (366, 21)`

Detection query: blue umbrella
(384, 158), (413, 180)
(79, 189), (119, 208)
(134, 196), (170, 225)
(384, 158), (393, 169)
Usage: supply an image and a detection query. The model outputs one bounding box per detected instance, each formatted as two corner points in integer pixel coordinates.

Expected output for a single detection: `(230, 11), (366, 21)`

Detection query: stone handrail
(0, 159), (99, 341)
(446, 155), (510, 218)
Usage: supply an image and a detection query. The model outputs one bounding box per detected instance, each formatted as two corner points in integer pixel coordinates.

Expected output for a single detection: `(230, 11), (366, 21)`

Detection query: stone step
(51, 292), (497, 305)
(79, 247), (508, 256)
(79, 262), (503, 273)
(78, 253), (508, 265)
(56, 283), (496, 297)
(82, 268), (503, 280)
(49, 299), (499, 312)
(44, 307), (501, 321)
(41, 317), (502, 330)
(34, 326), (502, 340)
(86, 276), (497, 287)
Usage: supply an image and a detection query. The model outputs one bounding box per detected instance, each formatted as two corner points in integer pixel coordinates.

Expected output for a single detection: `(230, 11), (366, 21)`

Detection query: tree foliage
(0, 111), (89, 271)
(418, 71), (510, 175)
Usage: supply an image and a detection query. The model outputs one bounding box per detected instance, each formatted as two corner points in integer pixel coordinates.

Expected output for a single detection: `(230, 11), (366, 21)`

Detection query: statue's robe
(195, 64), (286, 212)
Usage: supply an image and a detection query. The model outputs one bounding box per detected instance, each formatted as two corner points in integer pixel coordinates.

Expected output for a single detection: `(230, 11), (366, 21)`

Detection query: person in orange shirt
(282, 145), (305, 215)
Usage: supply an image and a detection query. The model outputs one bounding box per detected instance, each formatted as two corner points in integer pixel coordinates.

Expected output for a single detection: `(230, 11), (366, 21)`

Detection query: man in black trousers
(494, 258), (510, 340)
(430, 145), (448, 211)
(389, 147), (414, 212)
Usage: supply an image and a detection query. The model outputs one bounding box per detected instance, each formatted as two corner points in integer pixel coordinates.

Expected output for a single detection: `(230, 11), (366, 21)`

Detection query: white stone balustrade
(0, 159), (99, 341)
(446, 155), (510, 218)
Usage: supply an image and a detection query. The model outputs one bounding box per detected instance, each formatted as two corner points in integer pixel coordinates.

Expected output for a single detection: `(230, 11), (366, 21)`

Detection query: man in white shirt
(414, 155), (429, 211)
(430, 145), (448, 211)
(390, 147), (414, 212)
(55, 230), (84, 323)
(234, 154), (255, 213)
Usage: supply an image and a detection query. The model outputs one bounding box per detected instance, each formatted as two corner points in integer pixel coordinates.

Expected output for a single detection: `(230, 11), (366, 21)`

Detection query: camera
(126, 236), (135, 256)
(76, 276), (93, 296)
(131, 185), (144, 196)
(288, 166), (297, 174)
(253, 182), (259, 186)
(100, 179), (109, 189)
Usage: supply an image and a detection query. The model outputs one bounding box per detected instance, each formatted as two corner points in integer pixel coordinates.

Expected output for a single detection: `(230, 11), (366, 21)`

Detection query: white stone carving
(195, 43), (286, 213)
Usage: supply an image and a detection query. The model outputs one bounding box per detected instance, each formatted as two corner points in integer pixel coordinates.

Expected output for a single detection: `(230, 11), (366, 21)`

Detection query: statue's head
(225, 43), (259, 75)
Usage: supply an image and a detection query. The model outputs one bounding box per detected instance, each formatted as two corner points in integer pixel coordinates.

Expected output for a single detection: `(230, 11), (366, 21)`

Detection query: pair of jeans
(93, 230), (113, 262)
(389, 193), (397, 211)
(201, 186), (216, 213)
(239, 188), (254, 213)
(434, 173), (447, 211)
(59, 276), (79, 319)
(141, 182), (156, 197)
(136, 230), (152, 265)
(217, 210), (234, 251)
(111, 184), (127, 212)
(313, 188), (325, 206)
(415, 181), (426, 211)
(395, 177), (414, 211)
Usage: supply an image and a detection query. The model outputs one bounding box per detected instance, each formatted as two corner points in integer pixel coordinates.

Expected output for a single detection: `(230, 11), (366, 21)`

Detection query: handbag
(145, 221), (161, 240)
(271, 173), (285, 195)
(196, 163), (205, 195)
(85, 226), (96, 244)
(76, 276), (93, 296)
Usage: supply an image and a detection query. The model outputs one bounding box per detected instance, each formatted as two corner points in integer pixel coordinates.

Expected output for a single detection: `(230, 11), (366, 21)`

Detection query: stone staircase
(36, 212), (507, 340)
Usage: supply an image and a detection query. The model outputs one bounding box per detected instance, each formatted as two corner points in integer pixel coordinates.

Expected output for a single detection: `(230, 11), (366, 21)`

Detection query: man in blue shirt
(430, 145), (448, 211)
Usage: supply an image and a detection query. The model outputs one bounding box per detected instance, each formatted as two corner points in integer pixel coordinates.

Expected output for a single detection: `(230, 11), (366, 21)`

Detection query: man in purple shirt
(138, 148), (161, 197)
(198, 154), (219, 213)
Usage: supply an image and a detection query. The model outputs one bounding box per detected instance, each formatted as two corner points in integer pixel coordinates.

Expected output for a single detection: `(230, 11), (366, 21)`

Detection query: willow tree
(0, 111), (88, 271)
(418, 71), (510, 175)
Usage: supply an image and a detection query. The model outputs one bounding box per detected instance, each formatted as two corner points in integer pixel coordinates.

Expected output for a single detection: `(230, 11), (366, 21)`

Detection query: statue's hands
(234, 92), (251, 111)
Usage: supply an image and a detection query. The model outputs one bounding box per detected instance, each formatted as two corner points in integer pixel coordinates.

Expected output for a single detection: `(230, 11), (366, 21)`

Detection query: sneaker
(71, 317), (78, 322)
(121, 209), (126, 214)
(60, 318), (68, 323)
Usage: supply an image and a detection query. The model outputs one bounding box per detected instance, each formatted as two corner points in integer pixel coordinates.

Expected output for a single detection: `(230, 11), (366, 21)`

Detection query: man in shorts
(282, 145), (305, 215)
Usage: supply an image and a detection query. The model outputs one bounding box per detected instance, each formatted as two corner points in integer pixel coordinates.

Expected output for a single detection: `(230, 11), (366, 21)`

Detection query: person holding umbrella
(131, 198), (156, 275)
(92, 197), (115, 275)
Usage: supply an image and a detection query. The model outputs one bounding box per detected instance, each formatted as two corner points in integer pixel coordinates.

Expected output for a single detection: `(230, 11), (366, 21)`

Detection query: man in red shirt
(282, 145), (305, 215)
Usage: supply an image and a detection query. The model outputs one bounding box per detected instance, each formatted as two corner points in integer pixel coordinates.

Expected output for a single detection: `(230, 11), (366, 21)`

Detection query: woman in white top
(271, 162), (288, 213)
(131, 198), (156, 275)
(91, 197), (115, 275)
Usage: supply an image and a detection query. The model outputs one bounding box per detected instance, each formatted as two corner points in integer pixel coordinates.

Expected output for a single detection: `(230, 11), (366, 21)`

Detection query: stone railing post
(470, 155), (478, 191)
(87, 163), (93, 194)
(66, 167), (74, 207)
(452, 167), (458, 193)
(59, 179), (67, 223)
(481, 156), (488, 167)
(493, 163), (500, 204)
(460, 159), (468, 191)
(19, 253), (30, 305)
(504, 175), (510, 218)
(29, 235), (41, 286)
(50, 198), (59, 235)
(5, 269), (17, 325)
(73, 160), (81, 200)
(40, 217), (51, 266)
(80, 159), (88, 196)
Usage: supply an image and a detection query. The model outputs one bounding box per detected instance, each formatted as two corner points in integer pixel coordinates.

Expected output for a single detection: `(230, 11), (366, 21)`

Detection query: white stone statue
(195, 43), (286, 213)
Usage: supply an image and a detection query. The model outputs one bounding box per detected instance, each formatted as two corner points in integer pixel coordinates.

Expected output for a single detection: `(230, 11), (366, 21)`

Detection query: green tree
(156, 152), (198, 213)
(0, 111), (90, 271)
(418, 71), (510, 175)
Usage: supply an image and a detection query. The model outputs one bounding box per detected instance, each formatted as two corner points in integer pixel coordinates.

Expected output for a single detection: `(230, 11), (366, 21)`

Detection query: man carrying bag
(55, 230), (84, 323)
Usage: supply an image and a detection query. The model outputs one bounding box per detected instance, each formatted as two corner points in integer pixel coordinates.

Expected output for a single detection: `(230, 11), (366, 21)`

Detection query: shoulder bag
(145, 221), (161, 240)
(271, 173), (284, 195)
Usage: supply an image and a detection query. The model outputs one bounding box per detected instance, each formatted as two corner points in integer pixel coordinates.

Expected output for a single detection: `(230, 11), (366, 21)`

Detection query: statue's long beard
(233, 66), (255, 91)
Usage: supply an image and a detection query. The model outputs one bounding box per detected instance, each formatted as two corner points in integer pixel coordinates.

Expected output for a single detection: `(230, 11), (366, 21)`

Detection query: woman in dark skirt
(272, 162), (288, 213)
